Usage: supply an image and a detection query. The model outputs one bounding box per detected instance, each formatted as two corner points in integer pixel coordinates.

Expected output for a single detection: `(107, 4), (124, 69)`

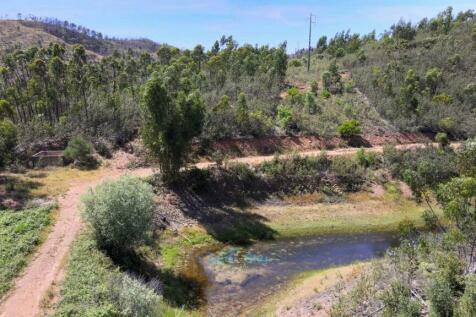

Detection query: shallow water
(200, 232), (398, 315)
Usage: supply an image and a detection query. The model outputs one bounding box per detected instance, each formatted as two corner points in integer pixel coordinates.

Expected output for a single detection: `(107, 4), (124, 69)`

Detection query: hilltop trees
(0, 35), (290, 167)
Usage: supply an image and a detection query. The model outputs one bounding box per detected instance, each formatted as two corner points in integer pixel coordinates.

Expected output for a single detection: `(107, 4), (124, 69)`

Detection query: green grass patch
(54, 231), (203, 317)
(160, 228), (216, 270)
(250, 191), (434, 238)
(0, 206), (54, 297)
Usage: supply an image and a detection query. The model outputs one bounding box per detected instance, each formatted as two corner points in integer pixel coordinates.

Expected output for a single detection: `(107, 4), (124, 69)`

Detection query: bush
(457, 275), (476, 316)
(0, 119), (17, 168)
(320, 89), (331, 99)
(356, 148), (378, 168)
(337, 119), (361, 138)
(288, 59), (302, 67)
(381, 281), (421, 317)
(331, 157), (365, 191)
(435, 132), (449, 147)
(428, 276), (454, 316)
(94, 139), (113, 159)
(111, 274), (161, 317)
(81, 176), (155, 251)
(276, 104), (294, 131)
(64, 137), (98, 169)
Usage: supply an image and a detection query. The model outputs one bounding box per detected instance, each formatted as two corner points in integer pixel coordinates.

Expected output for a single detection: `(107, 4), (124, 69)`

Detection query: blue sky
(1, 0), (474, 52)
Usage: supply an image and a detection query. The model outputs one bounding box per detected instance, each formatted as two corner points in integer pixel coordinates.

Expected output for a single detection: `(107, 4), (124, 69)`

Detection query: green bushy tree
(337, 119), (361, 138)
(63, 136), (98, 169)
(81, 176), (155, 251)
(141, 74), (204, 181)
(0, 119), (17, 168)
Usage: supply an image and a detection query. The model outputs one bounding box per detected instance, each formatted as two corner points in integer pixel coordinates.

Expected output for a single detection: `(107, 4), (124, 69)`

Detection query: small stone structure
(32, 150), (64, 168)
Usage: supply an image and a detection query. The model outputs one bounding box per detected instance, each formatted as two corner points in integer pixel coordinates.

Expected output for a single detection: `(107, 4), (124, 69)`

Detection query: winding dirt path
(0, 141), (460, 317)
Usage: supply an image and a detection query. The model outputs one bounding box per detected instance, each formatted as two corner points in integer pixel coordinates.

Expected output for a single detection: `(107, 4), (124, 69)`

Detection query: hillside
(0, 19), (160, 56)
(288, 7), (476, 139)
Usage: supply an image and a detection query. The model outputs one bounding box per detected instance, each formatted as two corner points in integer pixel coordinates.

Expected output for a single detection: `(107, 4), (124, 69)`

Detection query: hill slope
(0, 19), (160, 56)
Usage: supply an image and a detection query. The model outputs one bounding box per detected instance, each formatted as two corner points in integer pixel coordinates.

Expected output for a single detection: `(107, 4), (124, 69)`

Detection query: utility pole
(307, 13), (316, 72)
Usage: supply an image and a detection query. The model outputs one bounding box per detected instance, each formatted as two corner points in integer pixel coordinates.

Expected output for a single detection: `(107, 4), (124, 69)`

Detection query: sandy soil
(0, 141), (457, 317)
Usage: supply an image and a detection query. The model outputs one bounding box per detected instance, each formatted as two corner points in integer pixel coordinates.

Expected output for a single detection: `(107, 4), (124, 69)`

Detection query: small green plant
(435, 132), (449, 147)
(337, 119), (361, 138)
(288, 59), (302, 67)
(81, 176), (155, 251)
(63, 136), (98, 169)
(320, 89), (331, 99)
(356, 148), (378, 168)
(277, 104), (294, 131)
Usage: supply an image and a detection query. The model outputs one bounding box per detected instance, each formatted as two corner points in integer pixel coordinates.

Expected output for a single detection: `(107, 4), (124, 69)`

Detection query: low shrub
(331, 156), (366, 191)
(435, 132), (449, 147)
(111, 274), (162, 317)
(81, 176), (155, 252)
(63, 137), (98, 169)
(337, 119), (361, 138)
(356, 148), (378, 168)
(94, 138), (113, 159)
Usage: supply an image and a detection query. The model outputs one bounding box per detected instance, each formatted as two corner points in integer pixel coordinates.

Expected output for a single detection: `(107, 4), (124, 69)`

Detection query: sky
(1, 0), (475, 52)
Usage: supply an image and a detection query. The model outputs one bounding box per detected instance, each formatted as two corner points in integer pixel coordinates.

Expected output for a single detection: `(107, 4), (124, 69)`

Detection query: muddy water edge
(183, 232), (399, 316)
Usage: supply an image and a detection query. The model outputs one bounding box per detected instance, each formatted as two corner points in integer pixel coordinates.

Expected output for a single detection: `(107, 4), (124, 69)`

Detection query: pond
(200, 232), (399, 315)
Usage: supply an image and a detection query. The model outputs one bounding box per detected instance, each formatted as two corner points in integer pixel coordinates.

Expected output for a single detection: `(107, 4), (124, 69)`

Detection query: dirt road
(0, 141), (459, 317)
(196, 141), (460, 168)
(0, 158), (155, 317)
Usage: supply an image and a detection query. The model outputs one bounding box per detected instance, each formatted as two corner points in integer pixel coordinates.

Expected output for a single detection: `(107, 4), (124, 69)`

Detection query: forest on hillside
(0, 7), (475, 170)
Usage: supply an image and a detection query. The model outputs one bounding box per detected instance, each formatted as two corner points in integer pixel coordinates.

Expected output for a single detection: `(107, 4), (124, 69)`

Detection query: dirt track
(197, 141), (460, 168)
(0, 142), (459, 317)
(0, 157), (155, 317)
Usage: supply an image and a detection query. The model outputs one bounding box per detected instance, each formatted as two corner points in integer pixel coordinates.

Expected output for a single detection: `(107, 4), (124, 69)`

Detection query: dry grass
(25, 167), (104, 199)
(0, 20), (100, 58)
(246, 190), (429, 237)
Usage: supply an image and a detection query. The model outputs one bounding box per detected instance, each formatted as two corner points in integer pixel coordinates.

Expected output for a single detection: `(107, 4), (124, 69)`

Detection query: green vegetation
(339, 7), (476, 138)
(0, 33), (288, 168)
(53, 232), (166, 317)
(337, 119), (361, 138)
(141, 73), (204, 180)
(330, 138), (476, 316)
(63, 136), (98, 169)
(81, 176), (155, 252)
(0, 205), (54, 296)
(0, 118), (16, 168)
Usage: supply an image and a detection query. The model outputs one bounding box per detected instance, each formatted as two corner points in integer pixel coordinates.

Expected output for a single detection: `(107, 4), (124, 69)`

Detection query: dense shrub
(383, 146), (458, 196)
(337, 119), (361, 138)
(81, 176), (155, 251)
(111, 275), (161, 317)
(63, 137), (98, 169)
(435, 132), (449, 147)
(260, 153), (331, 178)
(0, 119), (17, 168)
(458, 275), (476, 316)
(356, 148), (378, 168)
(381, 281), (421, 317)
(331, 156), (366, 191)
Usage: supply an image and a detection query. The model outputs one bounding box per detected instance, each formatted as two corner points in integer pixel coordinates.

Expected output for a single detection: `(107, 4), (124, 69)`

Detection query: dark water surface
(200, 232), (398, 315)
